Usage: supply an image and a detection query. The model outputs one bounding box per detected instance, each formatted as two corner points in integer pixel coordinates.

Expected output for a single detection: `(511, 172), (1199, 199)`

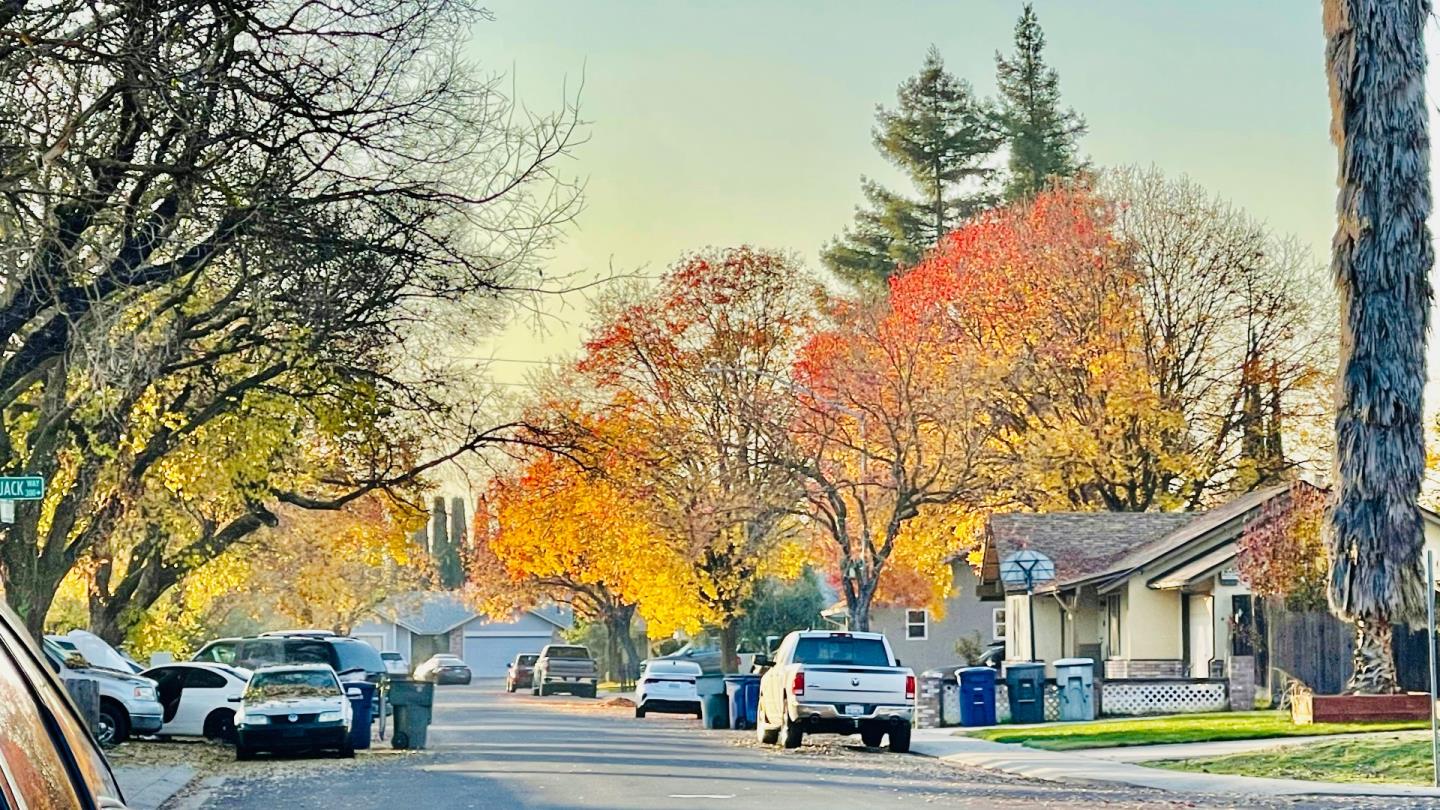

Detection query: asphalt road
(190, 682), (1440, 810)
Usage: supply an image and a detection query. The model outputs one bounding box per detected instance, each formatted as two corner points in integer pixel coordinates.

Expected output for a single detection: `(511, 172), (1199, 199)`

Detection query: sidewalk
(909, 728), (1440, 798)
(114, 765), (196, 810)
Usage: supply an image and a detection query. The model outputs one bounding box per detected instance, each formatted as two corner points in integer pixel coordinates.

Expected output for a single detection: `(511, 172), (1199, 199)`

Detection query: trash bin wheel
(392, 730), (410, 750)
(338, 741), (355, 759)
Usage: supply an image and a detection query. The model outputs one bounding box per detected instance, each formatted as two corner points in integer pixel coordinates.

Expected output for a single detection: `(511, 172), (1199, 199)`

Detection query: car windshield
(381, 652), (401, 661)
(517, 655), (538, 665)
(246, 670), (340, 700)
(793, 636), (891, 667)
(332, 640), (384, 674)
(546, 646), (590, 659)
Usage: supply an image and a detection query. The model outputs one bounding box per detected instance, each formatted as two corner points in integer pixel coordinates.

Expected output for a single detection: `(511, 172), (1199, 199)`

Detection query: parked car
(415, 653), (473, 685)
(192, 637), (241, 665)
(208, 635), (387, 686)
(531, 644), (598, 697)
(142, 662), (251, 741)
(659, 641), (724, 674)
(0, 600), (131, 808)
(977, 642), (1005, 670)
(635, 659), (702, 718)
(41, 637), (164, 745)
(381, 650), (410, 677)
(60, 629), (144, 675)
(755, 630), (915, 753)
(234, 664), (356, 759)
(505, 653), (539, 692)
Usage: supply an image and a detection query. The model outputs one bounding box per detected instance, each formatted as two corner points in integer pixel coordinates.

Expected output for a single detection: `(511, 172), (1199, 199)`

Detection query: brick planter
(1292, 691), (1431, 724)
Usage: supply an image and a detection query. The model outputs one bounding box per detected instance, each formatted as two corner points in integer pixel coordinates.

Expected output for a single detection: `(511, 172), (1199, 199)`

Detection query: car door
(147, 666), (187, 728)
(760, 635), (793, 721)
(172, 667), (230, 736)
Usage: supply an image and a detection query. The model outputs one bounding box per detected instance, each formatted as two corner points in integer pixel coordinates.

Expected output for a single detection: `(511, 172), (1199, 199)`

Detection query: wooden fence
(1258, 599), (1431, 695)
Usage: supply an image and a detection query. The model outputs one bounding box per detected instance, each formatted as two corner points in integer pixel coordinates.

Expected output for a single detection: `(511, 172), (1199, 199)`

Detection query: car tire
(860, 728), (884, 748)
(779, 710), (802, 750)
(531, 684), (540, 696)
(97, 700), (130, 747)
(635, 706), (646, 718)
(506, 682), (516, 693)
(203, 710), (238, 744)
(888, 726), (912, 754)
(582, 686), (596, 699)
(339, 741), (355, 759)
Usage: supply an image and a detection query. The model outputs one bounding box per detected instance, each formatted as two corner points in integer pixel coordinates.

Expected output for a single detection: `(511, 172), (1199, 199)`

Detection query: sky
(465, 1), (1437, 399)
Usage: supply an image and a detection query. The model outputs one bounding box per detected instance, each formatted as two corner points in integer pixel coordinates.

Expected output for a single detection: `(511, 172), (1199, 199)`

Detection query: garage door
(462, 635), (550, 678)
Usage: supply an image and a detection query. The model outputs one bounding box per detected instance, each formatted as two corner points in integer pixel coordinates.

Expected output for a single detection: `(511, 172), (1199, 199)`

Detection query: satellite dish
(999, 549), (1056, 590)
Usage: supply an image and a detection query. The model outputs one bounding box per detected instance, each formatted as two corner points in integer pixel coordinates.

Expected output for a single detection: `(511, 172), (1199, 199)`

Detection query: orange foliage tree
(574, 246), (815, 667)
(1236, 481), (1328, 610)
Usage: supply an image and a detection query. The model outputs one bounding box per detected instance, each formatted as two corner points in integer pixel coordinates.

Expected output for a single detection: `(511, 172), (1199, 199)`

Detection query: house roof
(374, 591), (574, 635)
(985, 511), (1198, 591)
(1149, 544), (1236, 590)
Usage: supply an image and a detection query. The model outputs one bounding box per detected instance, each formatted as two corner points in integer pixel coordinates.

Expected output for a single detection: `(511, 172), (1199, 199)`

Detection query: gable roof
(374, 591), (575, 635)
(985, 511), (1198, 592)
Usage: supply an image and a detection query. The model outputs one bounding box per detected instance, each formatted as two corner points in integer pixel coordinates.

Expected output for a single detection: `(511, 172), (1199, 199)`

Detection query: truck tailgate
(801, 666), (909, 704)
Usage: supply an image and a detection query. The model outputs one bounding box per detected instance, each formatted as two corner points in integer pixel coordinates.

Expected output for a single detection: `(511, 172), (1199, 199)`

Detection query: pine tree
(995, 4), (1087, 200)
(823, 46), (1001, 289)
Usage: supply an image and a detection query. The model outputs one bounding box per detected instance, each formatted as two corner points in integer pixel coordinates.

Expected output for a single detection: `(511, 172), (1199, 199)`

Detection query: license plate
(844, 705), (865, 717)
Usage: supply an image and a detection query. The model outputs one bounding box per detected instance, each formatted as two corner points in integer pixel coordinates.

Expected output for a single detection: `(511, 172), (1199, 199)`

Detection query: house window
(905, 609), (928, 640)
(1106, 594), (1122, 657)
(992, 608), (1007, 641)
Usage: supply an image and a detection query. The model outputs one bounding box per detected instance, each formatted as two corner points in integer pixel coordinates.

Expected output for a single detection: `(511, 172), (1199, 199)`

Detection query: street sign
(0, 476), (44, 500)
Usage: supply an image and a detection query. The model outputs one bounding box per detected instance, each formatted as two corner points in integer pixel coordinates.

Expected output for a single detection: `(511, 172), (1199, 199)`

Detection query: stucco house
(352, 591), (572, 677)
(823, 559), (1001, 675)
(977, 485), (1301, 679)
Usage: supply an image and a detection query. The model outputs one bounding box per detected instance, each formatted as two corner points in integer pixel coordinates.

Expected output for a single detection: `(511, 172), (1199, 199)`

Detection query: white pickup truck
(755, 630), (915, 752)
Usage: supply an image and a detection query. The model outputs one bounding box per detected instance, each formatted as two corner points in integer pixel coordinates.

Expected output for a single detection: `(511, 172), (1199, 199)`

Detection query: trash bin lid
(1004, 662), (1045, 672)
(1053, 658), (1094, 667)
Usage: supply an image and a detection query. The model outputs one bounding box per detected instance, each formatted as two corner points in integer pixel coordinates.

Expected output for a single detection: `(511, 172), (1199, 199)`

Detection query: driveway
(183, 683), (1440, 809)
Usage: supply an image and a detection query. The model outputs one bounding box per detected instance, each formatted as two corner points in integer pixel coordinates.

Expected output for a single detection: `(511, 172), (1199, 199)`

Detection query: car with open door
(142, 662), (251, 742)
(0, 599), (131, 808)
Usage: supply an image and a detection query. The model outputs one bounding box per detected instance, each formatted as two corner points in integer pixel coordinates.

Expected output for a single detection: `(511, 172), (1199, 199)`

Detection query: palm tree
(1323, 0), (1432, 694)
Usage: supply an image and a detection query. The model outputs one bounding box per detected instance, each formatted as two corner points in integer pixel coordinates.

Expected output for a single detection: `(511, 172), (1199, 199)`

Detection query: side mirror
(753, 655), (773, 668)
(506, 662), (513, 669)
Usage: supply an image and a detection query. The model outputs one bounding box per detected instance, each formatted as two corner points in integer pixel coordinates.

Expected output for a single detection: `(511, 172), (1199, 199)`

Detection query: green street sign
(0, 476), (45, 500)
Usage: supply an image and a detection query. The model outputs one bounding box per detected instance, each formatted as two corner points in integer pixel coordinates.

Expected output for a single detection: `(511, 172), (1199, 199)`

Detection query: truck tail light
(791, 671), (805, 697)
(905, 674), (916, 701)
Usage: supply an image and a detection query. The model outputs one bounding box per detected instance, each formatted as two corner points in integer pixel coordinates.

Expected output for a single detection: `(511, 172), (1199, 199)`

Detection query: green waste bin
(1005, 663), (1046, 725)
(388, 679), (435, 750)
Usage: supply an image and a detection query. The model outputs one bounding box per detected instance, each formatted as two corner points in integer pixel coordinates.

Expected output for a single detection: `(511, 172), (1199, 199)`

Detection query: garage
(462, 634), (551, 677)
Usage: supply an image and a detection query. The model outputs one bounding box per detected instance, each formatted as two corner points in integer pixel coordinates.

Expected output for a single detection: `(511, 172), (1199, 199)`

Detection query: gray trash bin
(1054, 657), (1095, 722)
(1004, 662), (1046, 724)
(387, 679), (434, 750)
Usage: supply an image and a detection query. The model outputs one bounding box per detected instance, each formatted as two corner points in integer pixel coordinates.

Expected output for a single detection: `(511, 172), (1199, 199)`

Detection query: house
(977, 482), (1440, 682)
(351, 591), (572, 677)
(822, 560), (1001, 675)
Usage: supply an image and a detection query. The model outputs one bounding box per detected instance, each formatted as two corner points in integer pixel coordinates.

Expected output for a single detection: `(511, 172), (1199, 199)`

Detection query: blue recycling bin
(724, 675), (761, 729)
(345, 681), (375, 750)
(956, 667), (997, 727)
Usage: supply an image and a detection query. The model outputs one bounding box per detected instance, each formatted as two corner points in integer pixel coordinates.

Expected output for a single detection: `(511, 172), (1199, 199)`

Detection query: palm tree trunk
(1323, 0), (1432, 694)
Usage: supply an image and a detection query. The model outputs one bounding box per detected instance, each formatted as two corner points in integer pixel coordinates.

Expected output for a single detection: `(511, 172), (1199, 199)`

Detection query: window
(992, 608), (1007, 641)
(184, 668), (228, 689)
(905, 609), (928, 640)
(792, 636), (890, 667)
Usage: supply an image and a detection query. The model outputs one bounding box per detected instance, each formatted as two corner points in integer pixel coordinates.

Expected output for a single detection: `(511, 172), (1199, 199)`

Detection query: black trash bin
(388, 679), (435, 750)
(956, 667), (997, 727)
(1005, 663), (1045, 725)
(344, 681), (376, 750)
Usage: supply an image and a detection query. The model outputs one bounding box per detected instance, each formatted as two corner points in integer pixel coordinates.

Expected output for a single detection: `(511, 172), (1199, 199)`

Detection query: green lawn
(965, 711), (1430, 751)
(1159, 736), (1431, 785)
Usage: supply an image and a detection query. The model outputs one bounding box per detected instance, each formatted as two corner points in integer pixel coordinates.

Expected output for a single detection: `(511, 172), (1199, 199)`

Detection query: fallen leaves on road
(106, 738), (430, 783)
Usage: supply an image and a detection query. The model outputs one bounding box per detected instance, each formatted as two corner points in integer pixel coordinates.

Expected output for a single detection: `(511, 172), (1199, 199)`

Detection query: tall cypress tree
(995, 4), (1087, 200)
(823, 46), (1001, 289)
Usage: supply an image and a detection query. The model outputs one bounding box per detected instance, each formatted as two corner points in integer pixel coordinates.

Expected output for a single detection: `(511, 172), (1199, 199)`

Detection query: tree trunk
(847, 582), (873, 632)
(611, 605), (641, 685)
(1347, 618), (1400, 694)
(719, 620), (739, 674)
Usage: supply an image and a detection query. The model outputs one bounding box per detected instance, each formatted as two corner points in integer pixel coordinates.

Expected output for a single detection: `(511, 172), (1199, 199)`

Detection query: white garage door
(462, 635), (551, 678)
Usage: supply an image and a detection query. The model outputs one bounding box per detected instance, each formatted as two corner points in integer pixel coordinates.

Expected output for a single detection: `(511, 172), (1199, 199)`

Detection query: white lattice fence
(1100, 680), (1227, 716)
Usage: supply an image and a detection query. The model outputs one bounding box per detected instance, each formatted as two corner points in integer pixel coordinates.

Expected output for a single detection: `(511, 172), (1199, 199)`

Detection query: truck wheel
(860, 728), (884, 748)
(779, 711), (803, 749)
(635, 706), (646, 718)
(96, 700), (129, 746)
(888, 726), (912, 754)
(538, 683), (549, 697)
(756, 706), (779, 745)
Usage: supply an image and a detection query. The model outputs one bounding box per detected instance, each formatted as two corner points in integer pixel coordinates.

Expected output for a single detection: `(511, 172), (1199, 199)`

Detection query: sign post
(1428, 549), (1437, 787)
(999, 549), (1056, 663)
(0, 476), (45, 524)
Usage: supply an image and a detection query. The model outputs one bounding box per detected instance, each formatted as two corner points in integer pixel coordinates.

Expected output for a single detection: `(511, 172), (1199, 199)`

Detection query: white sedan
(635, 659), (703, 719)
(141, 662), (251, 741)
